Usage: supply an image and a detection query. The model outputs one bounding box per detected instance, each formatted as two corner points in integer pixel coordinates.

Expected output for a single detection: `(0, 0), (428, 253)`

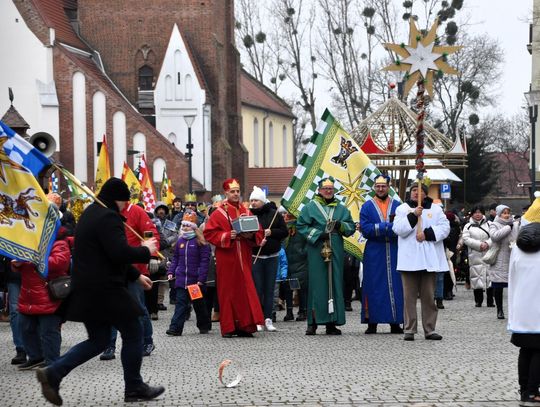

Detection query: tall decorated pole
(382, 18), (461, 235)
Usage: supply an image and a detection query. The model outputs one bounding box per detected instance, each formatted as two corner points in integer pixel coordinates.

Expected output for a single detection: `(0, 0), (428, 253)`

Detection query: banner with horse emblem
(0, 121), (60, 278)
(281, 109), (399, 259)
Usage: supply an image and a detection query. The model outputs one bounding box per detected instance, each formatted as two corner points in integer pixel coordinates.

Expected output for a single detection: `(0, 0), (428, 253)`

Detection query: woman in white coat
(488, 205), (518, 320)
(508, 222), (540, 404)
(461, 206), (494, 308)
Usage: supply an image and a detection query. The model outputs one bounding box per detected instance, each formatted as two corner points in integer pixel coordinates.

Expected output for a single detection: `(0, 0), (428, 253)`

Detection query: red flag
(138, 154), (157, 212)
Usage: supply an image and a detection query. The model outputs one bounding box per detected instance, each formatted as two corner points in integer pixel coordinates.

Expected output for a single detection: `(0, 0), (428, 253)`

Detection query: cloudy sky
(464, 0), (532, 117)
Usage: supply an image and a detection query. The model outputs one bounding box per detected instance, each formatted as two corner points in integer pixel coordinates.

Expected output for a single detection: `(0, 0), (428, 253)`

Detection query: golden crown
(374, 175), (389, 185)
(412, 176), (432, 188)
(184, 193), (197, 202)
(321, 179), (334, 188)
(227, 179), (240, 190)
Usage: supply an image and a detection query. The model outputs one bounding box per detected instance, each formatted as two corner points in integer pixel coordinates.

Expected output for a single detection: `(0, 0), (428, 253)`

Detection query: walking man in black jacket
(36, 178), (164, 405)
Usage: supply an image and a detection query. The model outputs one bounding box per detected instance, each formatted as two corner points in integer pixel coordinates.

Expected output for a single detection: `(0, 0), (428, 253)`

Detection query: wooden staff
(53, 163), (165, 260)
(253, 208), (279, 265)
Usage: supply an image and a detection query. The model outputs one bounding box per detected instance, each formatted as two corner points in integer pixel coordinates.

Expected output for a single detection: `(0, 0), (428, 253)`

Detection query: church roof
(241, 70), (295, 119)
(1, 105), (30, 130)
(246, 166), (296, 197)
(31, 0), (89, 51)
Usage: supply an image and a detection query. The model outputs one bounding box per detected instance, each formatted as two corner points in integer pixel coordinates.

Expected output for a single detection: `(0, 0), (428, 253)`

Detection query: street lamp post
(525, 90), (540, 201)
(184, 115), (196, 194)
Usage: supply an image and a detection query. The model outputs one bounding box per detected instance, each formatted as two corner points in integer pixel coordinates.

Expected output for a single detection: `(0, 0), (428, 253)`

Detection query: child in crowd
(166, 212), (211, 336)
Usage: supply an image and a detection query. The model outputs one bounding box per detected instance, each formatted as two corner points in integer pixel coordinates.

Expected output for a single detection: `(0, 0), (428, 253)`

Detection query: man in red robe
(203, 178), (264, 337)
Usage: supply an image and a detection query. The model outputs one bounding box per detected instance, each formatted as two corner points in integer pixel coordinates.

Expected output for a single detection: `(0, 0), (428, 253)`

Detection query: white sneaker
(257, 325), (264, 332)
(264, 318), (277, 332)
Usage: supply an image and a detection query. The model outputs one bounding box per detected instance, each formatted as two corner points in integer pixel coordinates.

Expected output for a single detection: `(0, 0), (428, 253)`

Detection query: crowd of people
(1, 175), (540, 405)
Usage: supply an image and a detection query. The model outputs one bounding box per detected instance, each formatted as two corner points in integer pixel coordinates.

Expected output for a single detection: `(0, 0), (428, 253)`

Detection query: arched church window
(138, 65), (154, 90)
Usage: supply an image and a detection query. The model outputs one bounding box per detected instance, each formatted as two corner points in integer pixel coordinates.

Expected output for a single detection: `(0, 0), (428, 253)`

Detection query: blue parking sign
(440, 183), (451, 199)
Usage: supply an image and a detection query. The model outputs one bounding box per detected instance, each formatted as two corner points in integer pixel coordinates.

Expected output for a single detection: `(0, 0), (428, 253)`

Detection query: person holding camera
(35, 177), (164, 405)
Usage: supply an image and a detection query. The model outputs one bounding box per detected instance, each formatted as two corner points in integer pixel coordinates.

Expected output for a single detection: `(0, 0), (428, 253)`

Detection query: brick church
(0, 0), (247, 197)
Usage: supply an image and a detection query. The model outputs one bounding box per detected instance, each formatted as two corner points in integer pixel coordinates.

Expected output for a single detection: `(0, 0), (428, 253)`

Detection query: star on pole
(382, 18), (462, 97)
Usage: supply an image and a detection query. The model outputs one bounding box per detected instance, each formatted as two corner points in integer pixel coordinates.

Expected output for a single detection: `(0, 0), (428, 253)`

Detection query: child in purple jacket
(166, 212), (211, 336)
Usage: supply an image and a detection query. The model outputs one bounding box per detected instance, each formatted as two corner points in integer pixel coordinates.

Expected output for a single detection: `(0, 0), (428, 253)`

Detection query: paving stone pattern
(0, 284), (522, 406)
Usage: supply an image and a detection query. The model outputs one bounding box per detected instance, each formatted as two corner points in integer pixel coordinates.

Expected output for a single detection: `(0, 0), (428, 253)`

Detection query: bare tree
(434, 32), (504, 139)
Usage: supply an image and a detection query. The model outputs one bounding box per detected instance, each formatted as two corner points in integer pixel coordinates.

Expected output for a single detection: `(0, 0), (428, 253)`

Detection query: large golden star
(0, 137), (28, 183)
(382, 18), (461, 97)
(337, 173), (370, 210)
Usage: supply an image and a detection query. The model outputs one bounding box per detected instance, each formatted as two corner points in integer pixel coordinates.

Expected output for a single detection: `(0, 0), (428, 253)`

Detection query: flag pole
(53, 162), (165, 260)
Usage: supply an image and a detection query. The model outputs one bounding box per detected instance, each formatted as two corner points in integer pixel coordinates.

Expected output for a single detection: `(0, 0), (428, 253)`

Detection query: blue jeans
(46, 318), (144, 392)
(252, 256), (279, 319)
(109, 280), (153, 348)
(7, 282), (24, 352)
(435, 272), (445, 300)
(19, 313), (61, 364)
(169, 287), (210, 333)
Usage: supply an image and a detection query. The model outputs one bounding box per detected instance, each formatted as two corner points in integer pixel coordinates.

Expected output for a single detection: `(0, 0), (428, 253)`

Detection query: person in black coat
(35, 178), (164, 406)
(249, 187), (288, 331)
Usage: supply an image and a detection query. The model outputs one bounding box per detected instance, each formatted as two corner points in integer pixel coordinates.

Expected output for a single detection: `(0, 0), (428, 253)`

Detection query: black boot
(283, 309), (294, 321)
(305, 324), (317, 335)
(125, 383), (165, 402)
(345, 302), (353, 312)
(486, 287), (495, 307)
(390, 324), (404, 334)
(494, 287), (504, 318)
(11, 349), (27, 365)
(364, 323), (377, 334)
(473, 289), (483, 307)
(325, 323), (342, 335)
(436, 298), (444, 309)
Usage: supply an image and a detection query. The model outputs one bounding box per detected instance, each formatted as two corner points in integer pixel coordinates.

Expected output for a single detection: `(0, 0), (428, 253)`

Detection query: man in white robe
(392, 180), (450, 341)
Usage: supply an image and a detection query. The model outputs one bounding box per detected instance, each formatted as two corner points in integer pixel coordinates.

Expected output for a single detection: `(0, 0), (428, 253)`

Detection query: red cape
(203, 200), (264, 334)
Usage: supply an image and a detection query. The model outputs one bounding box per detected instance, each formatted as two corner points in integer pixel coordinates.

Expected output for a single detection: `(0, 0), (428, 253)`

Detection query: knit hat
(97, 177), (130, 202)
(181, 211), (198, 229)
(496, 204), (510, 217)
(409, 177), (430, 195)
(249, 186), (267, 202)
(522, 191), (540, 225)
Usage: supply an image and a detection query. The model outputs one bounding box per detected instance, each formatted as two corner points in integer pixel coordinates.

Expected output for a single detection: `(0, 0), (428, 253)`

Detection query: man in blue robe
(359, 175), (404, 334)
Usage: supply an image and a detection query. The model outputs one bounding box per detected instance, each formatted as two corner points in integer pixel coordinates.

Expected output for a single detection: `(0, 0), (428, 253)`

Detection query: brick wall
(54, 46), (192, 197)
(76, 0), (246, 192)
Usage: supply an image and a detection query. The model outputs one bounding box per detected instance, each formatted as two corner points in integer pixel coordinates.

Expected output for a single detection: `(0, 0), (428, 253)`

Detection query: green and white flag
(281, 109), (399, 259)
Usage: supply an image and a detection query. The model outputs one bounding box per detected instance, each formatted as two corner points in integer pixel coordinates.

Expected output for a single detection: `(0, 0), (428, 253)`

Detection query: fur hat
(249, 186), (267, 202)
(181, 211), (198, 229)
(522, 191), (540, 225)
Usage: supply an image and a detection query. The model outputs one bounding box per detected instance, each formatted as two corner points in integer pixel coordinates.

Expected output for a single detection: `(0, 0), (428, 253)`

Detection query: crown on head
(374, 175), (390, 185)
(228, 179), (240, 190)
(184, 193), (197, 203)
(320, 178), (334, 188)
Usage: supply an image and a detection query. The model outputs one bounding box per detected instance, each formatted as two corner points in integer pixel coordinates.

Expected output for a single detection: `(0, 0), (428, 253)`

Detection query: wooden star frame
(383, 18), (462, 97)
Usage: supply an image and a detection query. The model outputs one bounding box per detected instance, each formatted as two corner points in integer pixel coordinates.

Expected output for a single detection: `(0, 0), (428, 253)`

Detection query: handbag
(47, 275), (71, 300)
(481, 242), (500, 265)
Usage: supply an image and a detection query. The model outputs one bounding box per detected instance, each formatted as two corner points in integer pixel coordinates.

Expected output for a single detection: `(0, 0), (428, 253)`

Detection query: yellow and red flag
(121, 162), (142, 204)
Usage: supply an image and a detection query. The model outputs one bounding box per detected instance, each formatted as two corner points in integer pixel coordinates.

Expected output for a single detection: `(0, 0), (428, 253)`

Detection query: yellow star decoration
(0, 137), (28, 184)
(337, 174), (370, 210)
(382, 18), (462, 97)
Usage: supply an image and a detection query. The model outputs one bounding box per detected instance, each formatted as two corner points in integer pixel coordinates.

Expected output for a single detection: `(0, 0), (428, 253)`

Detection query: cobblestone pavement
(0, 284), (521, 406)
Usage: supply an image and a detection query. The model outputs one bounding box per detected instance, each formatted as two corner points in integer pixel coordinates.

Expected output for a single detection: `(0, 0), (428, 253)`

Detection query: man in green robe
(297, 177), (356, 335)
